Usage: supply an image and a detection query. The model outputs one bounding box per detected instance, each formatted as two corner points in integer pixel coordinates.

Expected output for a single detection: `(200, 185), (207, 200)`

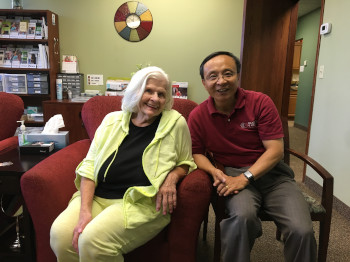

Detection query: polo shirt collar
(207, 87), (246, 115)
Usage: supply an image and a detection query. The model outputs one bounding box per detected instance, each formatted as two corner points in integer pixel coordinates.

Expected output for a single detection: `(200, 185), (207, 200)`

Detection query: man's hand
(216, 174), (249, 196)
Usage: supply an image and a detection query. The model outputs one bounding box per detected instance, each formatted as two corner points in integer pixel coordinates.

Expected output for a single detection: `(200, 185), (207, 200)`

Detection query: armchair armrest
(167, 169), (212, 261)
(20, 139), (91, 262)
(286, 148), (333, 217)
(0, 136), (18, 153)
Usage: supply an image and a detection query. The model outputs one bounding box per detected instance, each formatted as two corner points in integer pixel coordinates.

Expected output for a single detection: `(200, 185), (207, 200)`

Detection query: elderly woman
(50, 66), (196, 262)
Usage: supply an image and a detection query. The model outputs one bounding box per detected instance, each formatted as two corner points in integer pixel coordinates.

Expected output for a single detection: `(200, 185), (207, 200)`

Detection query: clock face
(114, 1), (153, 42)
(126, 14), (141, 29)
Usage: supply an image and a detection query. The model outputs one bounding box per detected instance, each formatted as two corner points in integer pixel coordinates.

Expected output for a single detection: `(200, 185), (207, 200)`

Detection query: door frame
(303, 0), (325, 181)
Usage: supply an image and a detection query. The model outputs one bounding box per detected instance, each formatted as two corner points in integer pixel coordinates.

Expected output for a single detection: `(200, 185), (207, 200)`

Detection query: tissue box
(20, 142), (55, 154)
(26, 131), (69, 149)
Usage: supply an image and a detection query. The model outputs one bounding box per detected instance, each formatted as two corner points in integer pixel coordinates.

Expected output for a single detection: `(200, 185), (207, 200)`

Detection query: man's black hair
(199, 51), (241, 79)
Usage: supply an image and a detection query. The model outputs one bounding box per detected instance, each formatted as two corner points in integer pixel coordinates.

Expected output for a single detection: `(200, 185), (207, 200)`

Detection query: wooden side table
(0, 148), (51, 262)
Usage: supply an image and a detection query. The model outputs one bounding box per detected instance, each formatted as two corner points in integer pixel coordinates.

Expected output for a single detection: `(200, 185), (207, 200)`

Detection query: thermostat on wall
(320, 23), (332, 35)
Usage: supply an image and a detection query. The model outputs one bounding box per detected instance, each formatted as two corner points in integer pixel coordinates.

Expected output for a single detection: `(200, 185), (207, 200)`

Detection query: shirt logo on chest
(240, 120), (256, 129)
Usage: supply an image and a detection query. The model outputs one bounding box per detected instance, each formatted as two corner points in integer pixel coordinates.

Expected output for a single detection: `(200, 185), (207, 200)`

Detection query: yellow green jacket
(74, 109), (197, 228)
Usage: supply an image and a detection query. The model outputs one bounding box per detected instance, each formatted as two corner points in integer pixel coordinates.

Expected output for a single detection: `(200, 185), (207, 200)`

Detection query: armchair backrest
(81, 96), (122, 140)
(0, 92), (24, 141)
(81, 96), (198, 140)
(281, 116), (291, 165)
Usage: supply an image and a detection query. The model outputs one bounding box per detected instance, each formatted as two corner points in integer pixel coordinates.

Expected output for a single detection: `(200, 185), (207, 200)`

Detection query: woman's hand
(72, 177), (95, 253)
(72, 211), (92, 253)
(156, 165), (188, 215)
(211, 168), (226, 187)
(156, 176), (177, 215)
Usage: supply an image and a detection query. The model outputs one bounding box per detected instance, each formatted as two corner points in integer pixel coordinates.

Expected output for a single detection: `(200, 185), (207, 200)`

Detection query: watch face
(114, 1), (153, 42)
(244, 171), (254, 182)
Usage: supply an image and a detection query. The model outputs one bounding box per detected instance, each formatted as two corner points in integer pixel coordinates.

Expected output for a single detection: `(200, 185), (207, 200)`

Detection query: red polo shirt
(188, 88), (283, 168)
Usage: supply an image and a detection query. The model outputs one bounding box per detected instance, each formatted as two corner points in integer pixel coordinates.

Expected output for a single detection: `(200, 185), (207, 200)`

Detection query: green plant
(130, 63), (151, 77)
(12, 0), (23, 8)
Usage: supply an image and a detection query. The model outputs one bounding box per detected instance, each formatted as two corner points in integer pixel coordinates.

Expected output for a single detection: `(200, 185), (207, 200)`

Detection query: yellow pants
(50, 193), (170, 262)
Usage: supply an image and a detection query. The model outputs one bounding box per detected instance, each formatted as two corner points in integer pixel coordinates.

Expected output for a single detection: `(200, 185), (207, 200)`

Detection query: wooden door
(240, 0), (299, 118)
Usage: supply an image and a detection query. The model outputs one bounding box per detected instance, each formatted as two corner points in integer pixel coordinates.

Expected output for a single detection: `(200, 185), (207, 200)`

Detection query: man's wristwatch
(243, 170), (255, 183)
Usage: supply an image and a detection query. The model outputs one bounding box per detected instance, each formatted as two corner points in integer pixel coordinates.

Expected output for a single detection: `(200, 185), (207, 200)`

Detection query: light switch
(52, 14), (56, 25)
(319, 65), (324, 78)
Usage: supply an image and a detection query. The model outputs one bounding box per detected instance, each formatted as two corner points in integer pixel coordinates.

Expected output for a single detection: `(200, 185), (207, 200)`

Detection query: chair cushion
(302, 192), (326, 214)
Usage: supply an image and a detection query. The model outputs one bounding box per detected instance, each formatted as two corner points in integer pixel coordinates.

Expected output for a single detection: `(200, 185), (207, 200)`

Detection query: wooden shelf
(0, 67), (50, 72)
(0, 9), (53, 16)
(0, 9), (60, 127)
(0, 38), (48, 44)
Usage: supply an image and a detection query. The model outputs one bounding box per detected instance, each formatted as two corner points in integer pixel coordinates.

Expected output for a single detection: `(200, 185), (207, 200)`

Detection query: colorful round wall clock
(114, 1), (153, 42)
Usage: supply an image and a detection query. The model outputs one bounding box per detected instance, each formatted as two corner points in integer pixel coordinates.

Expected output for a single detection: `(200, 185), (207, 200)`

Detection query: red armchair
(0, 92), (24, 153)
(21, 96), (212, 262)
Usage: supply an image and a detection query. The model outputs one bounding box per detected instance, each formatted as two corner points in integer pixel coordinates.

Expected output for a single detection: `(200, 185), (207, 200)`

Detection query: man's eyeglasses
(205, 72), (236, 82)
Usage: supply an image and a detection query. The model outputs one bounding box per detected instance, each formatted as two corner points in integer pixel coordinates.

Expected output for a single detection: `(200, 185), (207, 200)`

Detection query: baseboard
(305, 176), (350, 220)
(293, 122), (308, 131)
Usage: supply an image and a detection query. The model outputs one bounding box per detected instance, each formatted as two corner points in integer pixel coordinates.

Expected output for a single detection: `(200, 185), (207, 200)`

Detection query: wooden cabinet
(289, 41), (302, 118)
(43, 100), (89, 144)
(288, 89), (298, 117)
(293, 41), (302, 70)
(0, 9), (60, 126)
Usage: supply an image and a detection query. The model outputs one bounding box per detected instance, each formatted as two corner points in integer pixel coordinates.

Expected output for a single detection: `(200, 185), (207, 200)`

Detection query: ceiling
(298, 0), (322, 17)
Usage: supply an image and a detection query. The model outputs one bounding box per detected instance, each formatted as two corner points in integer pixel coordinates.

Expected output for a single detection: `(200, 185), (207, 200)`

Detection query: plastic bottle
(17, 120), (27, 146)
(62, 87), (68, 100)
(56, 79), (63, 100)
(68, 89), (72, 99)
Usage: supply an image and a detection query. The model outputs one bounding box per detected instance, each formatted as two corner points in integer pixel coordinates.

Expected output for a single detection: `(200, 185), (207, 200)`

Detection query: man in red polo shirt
(188, 51), (316, 262)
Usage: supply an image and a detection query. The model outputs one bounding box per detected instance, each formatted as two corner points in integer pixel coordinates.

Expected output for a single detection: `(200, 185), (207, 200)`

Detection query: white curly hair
(121, 66), (173, 112)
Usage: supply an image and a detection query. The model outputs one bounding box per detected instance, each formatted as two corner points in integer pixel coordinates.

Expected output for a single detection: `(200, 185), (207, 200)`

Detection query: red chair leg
(203, 210), (209, 241)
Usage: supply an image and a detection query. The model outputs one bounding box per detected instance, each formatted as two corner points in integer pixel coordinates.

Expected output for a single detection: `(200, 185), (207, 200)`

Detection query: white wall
(308, 0), (350, 206)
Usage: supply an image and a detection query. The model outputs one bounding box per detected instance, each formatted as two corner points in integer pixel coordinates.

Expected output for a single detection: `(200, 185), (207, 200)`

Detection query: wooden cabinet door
(293, 41), (302, 69)
(288, 90), (298, 117)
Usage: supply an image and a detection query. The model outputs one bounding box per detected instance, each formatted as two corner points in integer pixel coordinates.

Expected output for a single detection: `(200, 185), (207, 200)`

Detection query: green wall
(294, 8), (320, 128)
(1, 0), (244, 104)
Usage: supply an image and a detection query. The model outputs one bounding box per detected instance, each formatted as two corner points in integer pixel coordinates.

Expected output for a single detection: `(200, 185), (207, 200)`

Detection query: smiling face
(202, 55), (240, 112)
(135, 77), (167, 126)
